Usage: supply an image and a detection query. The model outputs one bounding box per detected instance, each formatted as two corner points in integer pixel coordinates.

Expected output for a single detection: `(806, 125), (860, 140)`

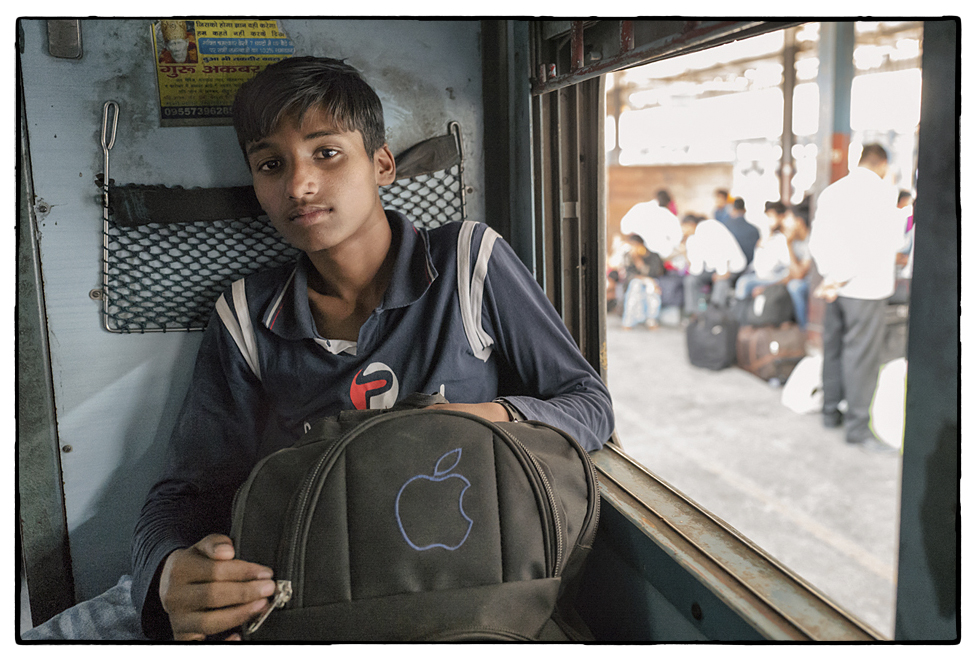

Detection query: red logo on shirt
(350, 362), (400, 410)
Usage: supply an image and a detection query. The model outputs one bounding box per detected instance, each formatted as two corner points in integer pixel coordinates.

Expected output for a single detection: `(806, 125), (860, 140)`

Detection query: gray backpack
(230, 395), (599, 641)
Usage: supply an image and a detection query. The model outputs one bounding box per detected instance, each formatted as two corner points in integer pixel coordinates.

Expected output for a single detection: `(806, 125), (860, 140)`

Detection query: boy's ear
(374, 145), (396, 186)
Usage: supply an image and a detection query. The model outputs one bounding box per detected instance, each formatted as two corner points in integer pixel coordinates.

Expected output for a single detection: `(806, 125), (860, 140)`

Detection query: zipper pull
(243, 579), (293, 636)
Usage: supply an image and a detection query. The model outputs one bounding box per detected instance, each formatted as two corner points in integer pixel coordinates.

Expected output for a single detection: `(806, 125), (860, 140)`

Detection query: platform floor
(605, 313), (903, 639)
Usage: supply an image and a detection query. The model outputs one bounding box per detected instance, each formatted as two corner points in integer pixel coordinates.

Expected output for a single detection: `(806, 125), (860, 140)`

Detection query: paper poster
(151, 19), (296, 127)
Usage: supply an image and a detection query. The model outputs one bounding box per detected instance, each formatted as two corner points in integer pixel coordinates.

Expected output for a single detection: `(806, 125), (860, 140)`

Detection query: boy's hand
(159, 534), (276, 641)
(426, 402), (511, 422)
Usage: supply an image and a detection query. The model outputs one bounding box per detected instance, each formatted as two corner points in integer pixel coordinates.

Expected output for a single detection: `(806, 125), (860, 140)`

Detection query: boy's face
(245, 105), (395, 254)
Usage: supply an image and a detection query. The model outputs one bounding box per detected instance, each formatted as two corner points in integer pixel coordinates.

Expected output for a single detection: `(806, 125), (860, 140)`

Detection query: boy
(130, 56), (614, 640)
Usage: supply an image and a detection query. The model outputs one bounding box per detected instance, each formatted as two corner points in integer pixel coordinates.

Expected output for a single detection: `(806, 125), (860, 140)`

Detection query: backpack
(686, 303), (739, 370)
(230, 394), (600, 642)
(740, 283), (795, 327)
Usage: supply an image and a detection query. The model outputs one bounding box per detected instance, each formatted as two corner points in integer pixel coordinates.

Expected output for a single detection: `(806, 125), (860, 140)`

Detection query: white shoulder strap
(457, 220), (499, 362)
(215, 278), (262, 381)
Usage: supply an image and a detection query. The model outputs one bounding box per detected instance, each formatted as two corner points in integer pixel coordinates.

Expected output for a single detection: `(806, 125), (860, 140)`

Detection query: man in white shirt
(681, 215), (747, 317)
(809, 144), (906, 446)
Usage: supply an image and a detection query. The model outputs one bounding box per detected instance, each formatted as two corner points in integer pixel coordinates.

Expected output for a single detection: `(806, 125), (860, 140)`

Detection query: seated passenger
(619, 234), (662, 330)
(722, 197), (761, 266)
(27, 56), (614, 642)
(712, 188), (732, 225)
(782, 205), (813, 328)
(620, 193), (683, 261)
(734, 201), (792, 301)
(734, 202), (812, 329)
(679, 214), (747, 317)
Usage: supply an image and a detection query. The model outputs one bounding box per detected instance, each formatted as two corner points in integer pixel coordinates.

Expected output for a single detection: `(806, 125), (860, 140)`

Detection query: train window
(602, 21), (921, 638)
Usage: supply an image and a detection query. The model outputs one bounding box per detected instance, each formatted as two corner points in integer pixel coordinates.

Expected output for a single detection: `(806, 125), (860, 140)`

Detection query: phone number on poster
(162, 106), (231, 118)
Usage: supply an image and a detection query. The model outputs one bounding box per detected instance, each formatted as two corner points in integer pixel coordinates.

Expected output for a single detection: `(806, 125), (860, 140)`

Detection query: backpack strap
(215, 277), (262, 381)
(457, 220), (499, 362)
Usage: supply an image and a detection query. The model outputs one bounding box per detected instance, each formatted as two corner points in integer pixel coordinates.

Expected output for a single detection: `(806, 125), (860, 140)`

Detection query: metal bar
(532, 20), (785, 95)
(619, 20), (634, 53)
(570, 21), (585, 70)
(560, 85), (582, 343)
(17, 76), (76, 623)
(99, 100), (118, 333)
(780, 27), (797, 203)
(591, 444), (882, 641)
(586, 76), (609, 380)
(530, 93), (548, 291)
(550, 91), (565, 318)
(894, 18), (959, 641)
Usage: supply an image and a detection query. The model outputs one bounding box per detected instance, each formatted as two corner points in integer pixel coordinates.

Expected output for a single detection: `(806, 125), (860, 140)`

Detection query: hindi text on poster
(152, 19), (295, 127)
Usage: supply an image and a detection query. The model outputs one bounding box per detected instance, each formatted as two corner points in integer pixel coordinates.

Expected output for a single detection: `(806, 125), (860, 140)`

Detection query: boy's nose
(287, 162), (319, 200)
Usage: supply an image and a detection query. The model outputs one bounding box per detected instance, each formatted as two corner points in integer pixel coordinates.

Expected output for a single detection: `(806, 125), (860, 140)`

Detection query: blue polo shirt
(131, 210), (614, 638)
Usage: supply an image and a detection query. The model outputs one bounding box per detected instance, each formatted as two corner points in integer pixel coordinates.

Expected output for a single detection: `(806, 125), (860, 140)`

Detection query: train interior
(16, 18), (959, 642)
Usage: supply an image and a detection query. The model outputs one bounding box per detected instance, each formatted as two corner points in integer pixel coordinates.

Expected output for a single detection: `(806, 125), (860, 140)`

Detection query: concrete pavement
(605, 313), (903, 638)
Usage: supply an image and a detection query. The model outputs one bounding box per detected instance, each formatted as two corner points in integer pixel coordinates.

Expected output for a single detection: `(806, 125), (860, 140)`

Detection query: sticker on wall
(151, 19), (295, 127)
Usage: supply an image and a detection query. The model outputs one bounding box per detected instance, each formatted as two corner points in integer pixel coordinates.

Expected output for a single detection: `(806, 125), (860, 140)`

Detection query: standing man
(809, 144), (906, 446)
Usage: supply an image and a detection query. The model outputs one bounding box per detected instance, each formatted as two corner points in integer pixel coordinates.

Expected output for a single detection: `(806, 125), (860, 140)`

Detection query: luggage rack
(97, 110), (466, 334)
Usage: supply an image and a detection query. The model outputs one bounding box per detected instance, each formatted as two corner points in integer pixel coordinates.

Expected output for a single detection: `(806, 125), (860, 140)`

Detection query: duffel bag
(687, 303), (739, 370)
(230, 395), (599, 642)
(736, 323), (806, 383)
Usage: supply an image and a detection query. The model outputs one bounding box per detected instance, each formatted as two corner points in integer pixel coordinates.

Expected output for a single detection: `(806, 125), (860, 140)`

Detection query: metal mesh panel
(102, 216), (300, 332)
(380, 163), (464, 230)
(100, 163), (466, 333)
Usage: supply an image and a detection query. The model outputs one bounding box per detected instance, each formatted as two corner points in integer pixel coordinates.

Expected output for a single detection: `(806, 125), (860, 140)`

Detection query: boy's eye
(316, 148), (338, 159)
(256, 158), (280, 172)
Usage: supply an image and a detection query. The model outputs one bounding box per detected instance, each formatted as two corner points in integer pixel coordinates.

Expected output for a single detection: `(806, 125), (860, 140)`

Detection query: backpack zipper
(242, 579), (293, 636)
(499, 427), (563, 575)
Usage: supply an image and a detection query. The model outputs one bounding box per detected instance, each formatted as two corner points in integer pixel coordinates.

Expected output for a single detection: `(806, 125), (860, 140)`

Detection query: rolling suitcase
(736, 323), (806, 383)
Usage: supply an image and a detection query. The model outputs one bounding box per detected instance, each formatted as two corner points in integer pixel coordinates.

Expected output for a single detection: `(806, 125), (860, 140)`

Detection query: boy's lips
(288, 206), (332, 225)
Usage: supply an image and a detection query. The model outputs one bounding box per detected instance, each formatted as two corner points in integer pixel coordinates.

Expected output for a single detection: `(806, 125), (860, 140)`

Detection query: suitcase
(230, 395), (599, 641)
(736, 323), (806, 383)
(686, 303), (739, 370)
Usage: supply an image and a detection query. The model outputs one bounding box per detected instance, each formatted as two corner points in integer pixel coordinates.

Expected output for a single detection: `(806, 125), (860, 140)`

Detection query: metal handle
(100, 101), (119, 212)
(100, 101), (119, 332)
(101, 100), (118, 152)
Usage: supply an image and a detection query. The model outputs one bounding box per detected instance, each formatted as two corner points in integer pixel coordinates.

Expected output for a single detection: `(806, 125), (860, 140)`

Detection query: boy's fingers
(194, 533), (236, 560)
(179, 578), (277, 611)
(171, 597), (269, 641)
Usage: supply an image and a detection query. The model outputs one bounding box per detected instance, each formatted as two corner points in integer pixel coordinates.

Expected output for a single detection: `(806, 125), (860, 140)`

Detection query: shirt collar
(260, 209), (439, 341)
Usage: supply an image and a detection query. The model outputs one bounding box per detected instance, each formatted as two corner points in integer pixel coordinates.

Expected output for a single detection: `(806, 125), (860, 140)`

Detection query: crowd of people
(607, 144), (914, 449)
(608, 187), (816, 331)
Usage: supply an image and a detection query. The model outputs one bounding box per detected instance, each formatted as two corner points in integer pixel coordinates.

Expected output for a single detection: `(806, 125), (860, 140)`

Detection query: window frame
(528, 18), (959, 641)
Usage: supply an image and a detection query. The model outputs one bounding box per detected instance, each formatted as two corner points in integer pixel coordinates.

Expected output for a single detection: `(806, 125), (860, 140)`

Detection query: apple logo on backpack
(395, 448), (473, 551)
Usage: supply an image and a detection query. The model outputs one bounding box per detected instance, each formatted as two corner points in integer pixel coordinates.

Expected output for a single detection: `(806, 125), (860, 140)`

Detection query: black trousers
(822, 296), (888, 441)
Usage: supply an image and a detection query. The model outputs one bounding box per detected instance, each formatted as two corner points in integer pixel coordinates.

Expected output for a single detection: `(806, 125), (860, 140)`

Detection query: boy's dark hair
(764, 200), (787, 216)
(231, 56), (386, 163)
(732, 197), (746, 212)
